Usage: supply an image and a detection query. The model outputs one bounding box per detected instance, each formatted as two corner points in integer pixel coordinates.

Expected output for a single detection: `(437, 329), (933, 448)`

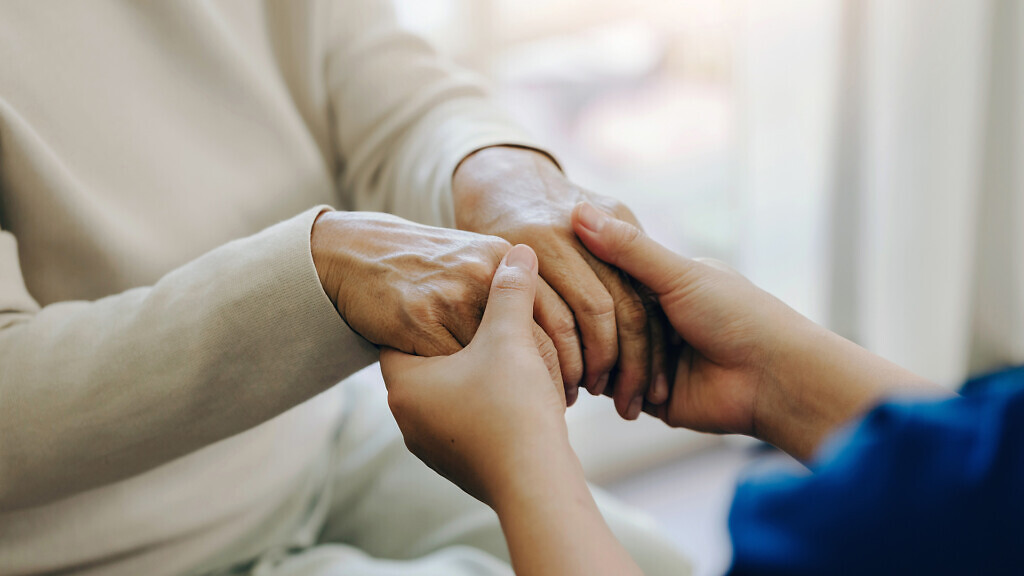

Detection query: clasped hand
(381, 202), (940, 512)
(313, 146), (672, 418)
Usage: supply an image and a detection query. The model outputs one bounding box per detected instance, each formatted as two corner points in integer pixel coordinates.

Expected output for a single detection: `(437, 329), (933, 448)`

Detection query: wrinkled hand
(380, 244), (568, 506)
(453, 147), (670, 418)
(312, 210), (560, 382)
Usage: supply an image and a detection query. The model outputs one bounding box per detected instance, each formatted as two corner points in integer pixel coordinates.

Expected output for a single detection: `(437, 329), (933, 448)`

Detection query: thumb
(476, 244), (539, 341)
(572, 202), (695, 297)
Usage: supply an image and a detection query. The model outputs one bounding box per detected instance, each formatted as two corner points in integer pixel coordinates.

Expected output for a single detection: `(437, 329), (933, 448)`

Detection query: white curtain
(740, 0), (1024, 386)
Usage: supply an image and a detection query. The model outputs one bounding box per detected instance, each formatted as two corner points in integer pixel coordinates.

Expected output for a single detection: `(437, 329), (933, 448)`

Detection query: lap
(251, 544), (513, 576)
(245, 374), (691, 575)
(313, 376), (692, 576)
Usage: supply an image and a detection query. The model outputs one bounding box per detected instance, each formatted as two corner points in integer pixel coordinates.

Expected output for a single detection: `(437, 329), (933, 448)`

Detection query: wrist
(452, 146), (569, 229)
(489, 433), (583, 513)
(754, 321), (940, 461)
(310, 210), (361, 310)
(310, 209), (340, 308)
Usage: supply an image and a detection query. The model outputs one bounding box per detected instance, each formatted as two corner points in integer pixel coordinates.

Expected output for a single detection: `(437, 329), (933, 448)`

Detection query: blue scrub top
(727, 366), (1024, 576)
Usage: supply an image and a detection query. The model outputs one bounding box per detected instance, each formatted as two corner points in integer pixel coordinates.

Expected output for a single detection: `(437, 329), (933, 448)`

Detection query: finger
(532, 322), (569, 405)
(585, 257), (650, 420)
(534, 277), (584, 392)
(643, 293), (671, 405)
(537, 248), (618, 396)
(641, 400), (669, 421)
(572, 202), (695, 297)
(477, 244), (539, 342)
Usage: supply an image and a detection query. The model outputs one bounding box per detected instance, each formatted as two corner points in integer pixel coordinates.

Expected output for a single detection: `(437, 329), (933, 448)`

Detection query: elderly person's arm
(0, 210), (379, 511)
(314, 0), (671, 415)
(0, 0), (540, 513)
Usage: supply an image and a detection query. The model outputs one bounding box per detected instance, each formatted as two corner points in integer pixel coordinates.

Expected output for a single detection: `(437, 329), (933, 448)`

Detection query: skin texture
(378, 203), (951, 575)
(571, 202), (949, 460)
(380, 245), (642, 576)
(310, 210), (561, 384)
(453, 146), (670, 419)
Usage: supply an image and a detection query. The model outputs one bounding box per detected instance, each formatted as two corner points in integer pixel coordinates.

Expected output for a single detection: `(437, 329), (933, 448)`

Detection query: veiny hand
(572, 202), (942, 460)
(312, 210), (560, 382)
(453, 146), (670, 418)
(379, 244), (568, 506)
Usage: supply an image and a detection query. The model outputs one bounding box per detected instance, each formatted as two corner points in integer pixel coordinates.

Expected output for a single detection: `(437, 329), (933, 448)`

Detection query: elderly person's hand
(453, 146), (670, 418)
(311, 211), (560, 382)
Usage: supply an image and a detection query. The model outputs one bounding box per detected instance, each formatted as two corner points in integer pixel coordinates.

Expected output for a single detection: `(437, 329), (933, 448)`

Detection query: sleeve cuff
(380, 98), (559, 228)
(217, 206), (380, 384)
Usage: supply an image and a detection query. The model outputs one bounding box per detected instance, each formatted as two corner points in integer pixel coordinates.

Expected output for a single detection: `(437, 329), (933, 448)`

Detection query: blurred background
(369, 1), (1022, 573)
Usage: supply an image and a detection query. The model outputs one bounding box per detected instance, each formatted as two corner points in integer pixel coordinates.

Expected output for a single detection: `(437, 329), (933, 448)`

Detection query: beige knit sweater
(0, 1), (534, 574)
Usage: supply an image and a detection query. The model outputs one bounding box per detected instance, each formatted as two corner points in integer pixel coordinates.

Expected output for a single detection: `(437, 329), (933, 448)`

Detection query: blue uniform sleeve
(727, 367), (1024, 576)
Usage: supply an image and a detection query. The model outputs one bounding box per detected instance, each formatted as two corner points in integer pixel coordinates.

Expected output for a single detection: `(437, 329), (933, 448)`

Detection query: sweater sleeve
(0, 207), (378, 512)
(323, 0), (543, 228)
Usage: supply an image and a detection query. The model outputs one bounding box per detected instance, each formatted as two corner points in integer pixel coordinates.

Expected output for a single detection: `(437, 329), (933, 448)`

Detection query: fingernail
(566, 386), (579, 407)
(592, 373), (609, 396)
(653, 374), (668, 403)
(576, 202), (609, 233)
(505, 244), (537, 272)
(627, 396), (643, 420)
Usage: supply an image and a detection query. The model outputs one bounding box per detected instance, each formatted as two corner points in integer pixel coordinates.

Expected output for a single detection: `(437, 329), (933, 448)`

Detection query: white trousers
(239, 381), (693, 576)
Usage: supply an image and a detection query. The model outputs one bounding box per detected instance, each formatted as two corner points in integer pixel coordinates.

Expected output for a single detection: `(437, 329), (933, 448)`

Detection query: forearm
(0, 209), (377, 510)
(491, 442), (642, 576)
(757, 321), (951, 461)
(325, 1), (538, 228)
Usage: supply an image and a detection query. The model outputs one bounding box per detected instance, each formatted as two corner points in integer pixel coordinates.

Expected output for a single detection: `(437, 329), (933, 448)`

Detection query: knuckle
(581, 292), (615, 321)
(404, 294), (439, 326)
(548, 313), (578, 341)
(618, 300), (648, 336)
(485, 235), (513, 257)
(450, 280), (486, 311)
(466, 264), (497, 291)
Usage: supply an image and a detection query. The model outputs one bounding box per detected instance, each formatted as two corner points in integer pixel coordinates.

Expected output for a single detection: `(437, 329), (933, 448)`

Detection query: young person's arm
(491, 429), (642, 576)
(380, 245), (641, 576)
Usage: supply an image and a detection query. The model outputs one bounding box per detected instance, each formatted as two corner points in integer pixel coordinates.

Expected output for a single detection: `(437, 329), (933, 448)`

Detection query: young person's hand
(381, 243), (643, 576)
(379, 244), (568, 506)
(572, 202), (944, 460)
